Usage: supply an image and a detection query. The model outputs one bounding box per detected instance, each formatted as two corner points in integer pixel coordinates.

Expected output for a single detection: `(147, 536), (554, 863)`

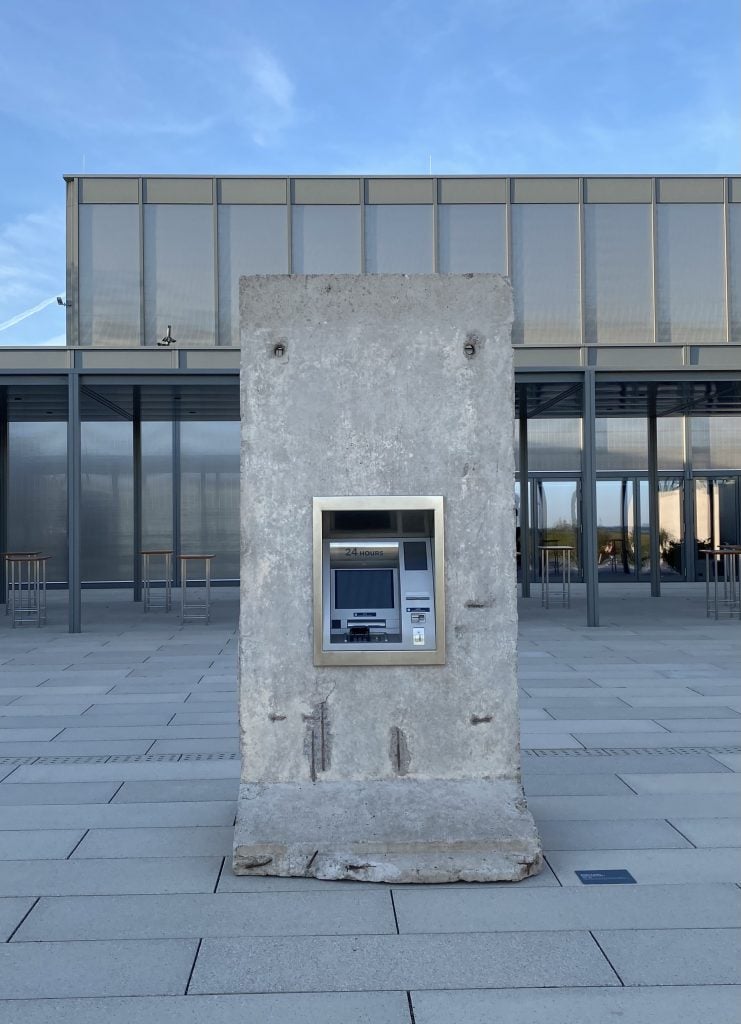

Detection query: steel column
(518, 384), (531, 597)
(648, 388), (661, 597)
(172, 419), (181, 587)
(581, 369), (599, 626)
(132, 388), (142, 601)
(67, 369), (82, 632)
(0, 393), (8, 605)
(683, 415), (696, 581)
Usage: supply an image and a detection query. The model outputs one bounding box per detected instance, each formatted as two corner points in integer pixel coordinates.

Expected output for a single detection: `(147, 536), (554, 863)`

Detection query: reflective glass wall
(7, 423), (67, 582)
(72, 176), (740, 349)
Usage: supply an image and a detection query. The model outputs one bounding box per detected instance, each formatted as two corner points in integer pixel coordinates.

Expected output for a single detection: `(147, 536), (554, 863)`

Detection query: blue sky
(1, 0), (738, 346)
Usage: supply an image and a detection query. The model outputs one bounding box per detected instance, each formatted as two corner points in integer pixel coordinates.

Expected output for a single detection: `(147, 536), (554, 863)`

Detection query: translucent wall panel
(79, 204), (140, 346)
(218, 205), (288, 347)
(292, 206), (361, 273)
(584, 204), (653, 344)
(690, 416), (741, 470)
(438, 204), (506, 273)
(656, 204), (726, 344)
(511, 204), (581, 344)
(8, 423), (67, 582)
(142, 421), (173, 551)
(657, 418), (685, 471)
(144, 205), (215, 346)
(81, 422), (133, 582)
(515, 417), (581, 472)
(365, 205), (433, 273)
(730, 205), (741, 343)
(596, 418), (647, 472)
(180, 421), (239, 579)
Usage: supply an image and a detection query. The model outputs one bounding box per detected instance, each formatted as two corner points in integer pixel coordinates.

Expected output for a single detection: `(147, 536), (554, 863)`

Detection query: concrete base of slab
(232, 778), (543, 883)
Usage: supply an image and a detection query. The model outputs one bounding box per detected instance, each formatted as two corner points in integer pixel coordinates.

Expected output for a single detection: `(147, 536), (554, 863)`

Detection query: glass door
(533, 479), (580, 580)
(695, 478), (740, 578)
(596, 479), (637, 580)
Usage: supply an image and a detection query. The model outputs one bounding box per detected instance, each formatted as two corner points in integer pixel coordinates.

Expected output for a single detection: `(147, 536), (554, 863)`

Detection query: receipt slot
(313, 496), (445, 666)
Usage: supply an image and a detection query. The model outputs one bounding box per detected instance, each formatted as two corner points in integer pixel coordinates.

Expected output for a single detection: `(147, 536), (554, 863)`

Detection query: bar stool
(178, 554), (215, 624)
(2, 551), (41, 615)
(7, 554), (48, 628)
(539, 545), (574, 609)
(141, 549), (173, 612)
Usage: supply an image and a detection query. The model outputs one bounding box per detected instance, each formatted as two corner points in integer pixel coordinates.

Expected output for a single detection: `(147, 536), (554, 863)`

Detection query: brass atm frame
(312, 496), (446, 667)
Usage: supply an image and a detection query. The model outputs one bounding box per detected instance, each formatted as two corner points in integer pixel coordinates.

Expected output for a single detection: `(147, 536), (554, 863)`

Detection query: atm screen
(335, 569), (395, 609)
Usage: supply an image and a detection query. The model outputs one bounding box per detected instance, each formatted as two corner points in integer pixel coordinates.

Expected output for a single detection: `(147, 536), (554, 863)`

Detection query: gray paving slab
(712, 752), (741, 770)
(0, 728), (60, 741)
(539, 818), (691, 850)
(527, 793), (740, 820)
(148, 738), (239, 754)
(0, 703), (94, 716)
(0, 764), (19, 782)
(0, 829), (85, 860)
(656, 718), (741, 731)
(14, 890), (398, 941)
(546, 848), (741, 885)
(189, 931), (619, 993)
(0, 712), (177, 728)
(520, 734), (586, 749)
(618, 773), (741, 795)
(522, 774), (634, 796)
(594, 928), (741, 986)
(0, 856), (222, 896)
(0, 800), (235, 830)
(8, 760), (239, 783)
(0, 740), (154, 756)
(49, 692), (189, 704)
(669, 818), (741, 847)
(572, 730), (741, 747)
(170, 712), (237, 725)
(409, 985), (741, 1024)
(0, 782), (119, 805)
(523, 719), (669, 732)
(0, 992), (412, 1024)
(391, 882), (741, 933)
(56, 724), (238, 740)
(546, 706), (741, 719)
(0, 897), (36, 941)
(112, 779), (239, 803)
(0, 938), (198, 999)
(72, 825), (234, 858)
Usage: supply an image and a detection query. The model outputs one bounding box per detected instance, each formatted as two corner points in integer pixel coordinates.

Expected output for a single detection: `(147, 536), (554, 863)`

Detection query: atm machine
(313, 497), (445, 666)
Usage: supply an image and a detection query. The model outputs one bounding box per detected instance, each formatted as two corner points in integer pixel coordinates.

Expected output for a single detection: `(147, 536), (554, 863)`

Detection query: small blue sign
(576, 869), (636, 885)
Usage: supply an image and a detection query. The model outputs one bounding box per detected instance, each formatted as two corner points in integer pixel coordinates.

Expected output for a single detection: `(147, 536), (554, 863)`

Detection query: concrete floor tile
(618, 773), (741, 795)
(0, 782), (119, 805)
(112, 779), (238, 803)
(0, 800), (235, 831)
(14, 891), (398, 941)
(523, 774), (634, 796)
(711, 752), (741, 771)
(0, 993), (411, 1024)
(392, 883), (741, 933)
(594, 928), (741, 986)
(147, 738), (239, 754)
(0, 897), (36, 941)
(0, 829), (85, 860)
(668, 818), (741, 847)
(655, 718), (741, 731)
(0, 740), (153, 756)
(409, 986), (741, 1024)
(539, 818), (691, 851)
(0, 856), (223, 896)
(8, 760), (239, 783)
(71, 825), (234, 858)
(546, 848), (741, 885)
(0, 939), (198, 998)
(189, 932), (619, 993)
(527, 792), (739, 820)
(572, 730), (741, 746)
(522, 753), (732, 775)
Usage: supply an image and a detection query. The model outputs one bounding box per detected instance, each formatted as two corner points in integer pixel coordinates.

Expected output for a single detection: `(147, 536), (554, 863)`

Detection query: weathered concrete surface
(235, 274), (542, 882)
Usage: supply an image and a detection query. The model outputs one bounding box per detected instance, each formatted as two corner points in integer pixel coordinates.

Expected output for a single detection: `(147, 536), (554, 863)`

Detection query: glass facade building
(1, 175), (740, 630)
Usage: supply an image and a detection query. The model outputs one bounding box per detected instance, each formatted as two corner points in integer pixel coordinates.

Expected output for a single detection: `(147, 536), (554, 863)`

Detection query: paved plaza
(0, 584), (739, 1022)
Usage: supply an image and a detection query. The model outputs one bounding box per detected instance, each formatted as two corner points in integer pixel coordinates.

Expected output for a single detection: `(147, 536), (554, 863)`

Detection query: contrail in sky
(0, 295), (62, 333)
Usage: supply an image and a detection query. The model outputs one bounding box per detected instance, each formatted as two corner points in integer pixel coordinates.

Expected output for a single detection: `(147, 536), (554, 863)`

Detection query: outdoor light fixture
(56, 296), (70, 307)
(157, 324), (177, 347)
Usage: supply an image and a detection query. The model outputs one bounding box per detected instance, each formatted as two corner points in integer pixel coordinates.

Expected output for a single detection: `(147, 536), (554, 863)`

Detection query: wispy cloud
(0, 207), (65, 310)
